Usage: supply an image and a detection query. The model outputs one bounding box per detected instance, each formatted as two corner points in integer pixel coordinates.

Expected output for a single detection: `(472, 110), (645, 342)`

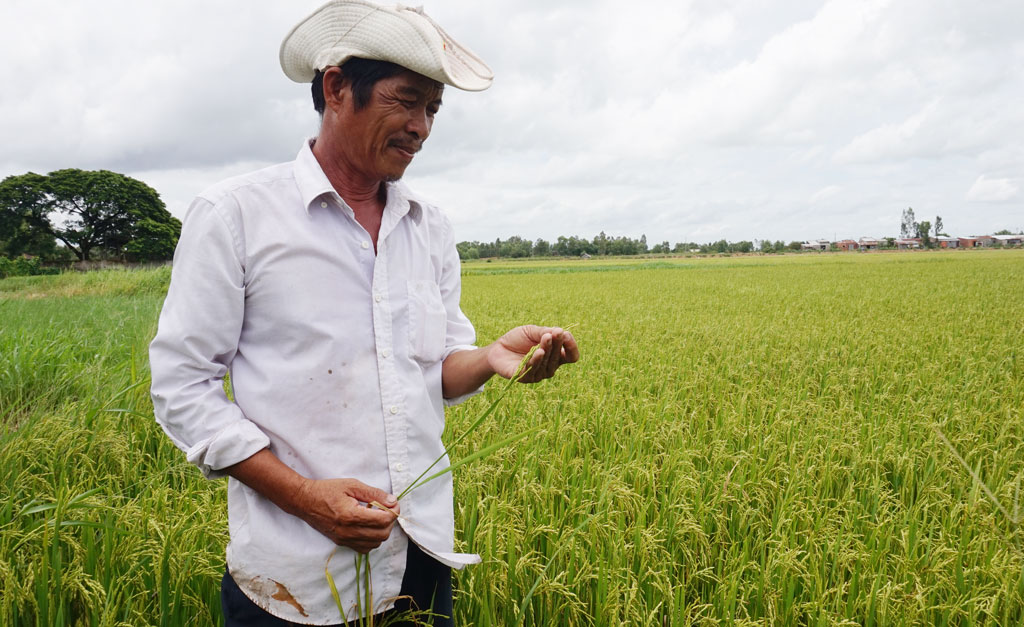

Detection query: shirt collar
(383, 179), (424, 225)
(294, 138), (336, 215)
(293, 138), (423, 225)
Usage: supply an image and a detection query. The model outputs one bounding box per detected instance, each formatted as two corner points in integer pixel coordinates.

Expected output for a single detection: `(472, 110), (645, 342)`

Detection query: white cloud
(965, 175), (1019, 203)
(810, 185), (842, 204)
(834, 101), (942, 164)
(1, 0), (1022, 243)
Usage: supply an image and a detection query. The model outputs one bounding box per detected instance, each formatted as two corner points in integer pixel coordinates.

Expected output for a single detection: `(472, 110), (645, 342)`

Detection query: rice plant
(1, 251), (1022, 625)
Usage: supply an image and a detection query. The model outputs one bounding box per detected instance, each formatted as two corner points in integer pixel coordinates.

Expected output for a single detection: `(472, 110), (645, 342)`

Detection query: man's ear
(322, 66), (349, 112)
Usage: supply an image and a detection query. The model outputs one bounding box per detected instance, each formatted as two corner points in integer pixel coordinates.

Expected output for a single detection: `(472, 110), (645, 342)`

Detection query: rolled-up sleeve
(149, 197), (269, 478)
(437, 216), (483, 406)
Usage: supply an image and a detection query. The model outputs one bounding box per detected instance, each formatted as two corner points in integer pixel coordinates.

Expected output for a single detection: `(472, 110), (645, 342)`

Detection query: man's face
(338, 70), (444, 183)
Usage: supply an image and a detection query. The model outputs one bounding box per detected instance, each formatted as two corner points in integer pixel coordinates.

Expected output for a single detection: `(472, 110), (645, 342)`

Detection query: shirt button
(361, 241), (370, 250)
(390, 405), (399, 414)
(320, 201), (328, 208)
(395, 462), (405, 472)
(374, 294), (382, 303)
(382, 348), (390, 358)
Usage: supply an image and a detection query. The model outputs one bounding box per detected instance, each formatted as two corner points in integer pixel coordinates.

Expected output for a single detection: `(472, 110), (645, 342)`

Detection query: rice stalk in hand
(398, 345), (539, 501)
(329, 345), (546, 623)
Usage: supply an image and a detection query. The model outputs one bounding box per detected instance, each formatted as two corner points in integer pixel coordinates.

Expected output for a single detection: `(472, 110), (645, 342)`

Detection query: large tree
(0, 169), (181, 261)
(916, 220), (932, 248)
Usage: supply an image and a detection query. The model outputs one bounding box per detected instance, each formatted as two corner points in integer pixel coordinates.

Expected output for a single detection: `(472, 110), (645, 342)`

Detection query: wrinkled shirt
(149, 140), (482, 624)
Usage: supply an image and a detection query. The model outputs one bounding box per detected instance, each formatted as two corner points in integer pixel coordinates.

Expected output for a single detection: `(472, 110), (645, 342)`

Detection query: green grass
(1, 268), (224, 626)
(2, 251), (1022, 625)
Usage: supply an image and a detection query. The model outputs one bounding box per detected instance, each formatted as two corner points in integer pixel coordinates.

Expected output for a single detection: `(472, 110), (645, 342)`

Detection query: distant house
(837, 239), (859, 251)
(858, 237), (879, 250)
(580, 252), (592, 259)
(974, 236), (995, 247)
(801, 239), (829, 251)
(993, 234), (1023, 247)
(937, 236), (959, 249)
(958, 237), (979, 248)
(895, 238), (922, 249)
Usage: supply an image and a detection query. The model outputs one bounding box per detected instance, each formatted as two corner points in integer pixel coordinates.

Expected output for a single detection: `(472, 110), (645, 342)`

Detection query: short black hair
(311, 57), (407, 116)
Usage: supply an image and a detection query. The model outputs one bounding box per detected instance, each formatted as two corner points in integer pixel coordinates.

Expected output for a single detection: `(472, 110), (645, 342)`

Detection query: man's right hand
(295, 477), (400, 553)
(226, 449), (399, 554)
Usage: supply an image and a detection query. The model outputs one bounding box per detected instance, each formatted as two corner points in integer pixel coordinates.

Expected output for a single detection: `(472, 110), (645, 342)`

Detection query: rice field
(1, 250), (1022, 625)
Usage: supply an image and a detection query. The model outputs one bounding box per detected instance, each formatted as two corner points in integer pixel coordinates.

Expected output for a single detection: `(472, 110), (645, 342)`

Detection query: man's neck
(311, 138), (386, 249)
(311, 139), (384, 210)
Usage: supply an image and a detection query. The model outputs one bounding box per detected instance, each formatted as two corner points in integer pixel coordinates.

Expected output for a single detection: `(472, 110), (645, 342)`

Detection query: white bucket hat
(280, 0), (493, 91)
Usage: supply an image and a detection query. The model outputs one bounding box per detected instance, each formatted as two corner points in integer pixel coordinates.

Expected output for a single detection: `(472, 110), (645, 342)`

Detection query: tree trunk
(54, 235), (85, 261)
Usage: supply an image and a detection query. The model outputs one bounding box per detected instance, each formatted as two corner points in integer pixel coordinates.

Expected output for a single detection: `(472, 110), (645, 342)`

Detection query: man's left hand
(487, 325), (580, 383)
(441, 325), (580, 399)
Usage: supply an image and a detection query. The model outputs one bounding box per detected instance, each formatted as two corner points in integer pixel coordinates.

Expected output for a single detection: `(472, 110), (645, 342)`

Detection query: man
(149, 1), (578, 625)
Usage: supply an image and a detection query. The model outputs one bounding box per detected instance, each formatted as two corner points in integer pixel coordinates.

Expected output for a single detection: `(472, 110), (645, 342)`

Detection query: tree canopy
(0, 169), (181, 262)
(455, 232), (740, 259)
(916, 220), (932, 247)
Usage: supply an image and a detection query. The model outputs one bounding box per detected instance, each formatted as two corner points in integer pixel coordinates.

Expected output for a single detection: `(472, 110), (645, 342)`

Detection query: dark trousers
(221, 542), (453, 626)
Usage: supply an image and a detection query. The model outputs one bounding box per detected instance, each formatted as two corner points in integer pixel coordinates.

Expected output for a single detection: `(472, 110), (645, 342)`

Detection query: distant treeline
(456, 232), (807, 259)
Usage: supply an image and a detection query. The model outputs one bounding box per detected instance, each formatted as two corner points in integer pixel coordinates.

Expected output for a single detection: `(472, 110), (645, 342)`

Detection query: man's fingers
(505, 325), (579, 383)
(561, 331), (580, 363)
(518, 324), (546, 343)
(523, 333), (552, 381)
(347, 536), (387, 553)
(336, 480), (400, 529)
(346, 481), (397, 509)
(528, 330), (562, 381)
(521, 332), (548, 371)
(345, 500), (398, 528)
(524, 328), (578, 382)
(331, 506), (396, 550)
(519, 347), (543, 382)
(545, 331), (564, 378)
(338, 520), (392, 537)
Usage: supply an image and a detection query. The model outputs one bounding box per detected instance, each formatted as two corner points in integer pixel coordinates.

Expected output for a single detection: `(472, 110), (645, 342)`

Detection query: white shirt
(149, 140), (481, 624)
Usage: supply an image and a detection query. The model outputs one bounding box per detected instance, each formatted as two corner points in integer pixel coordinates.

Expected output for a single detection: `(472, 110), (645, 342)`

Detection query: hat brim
(280, 0), (493, 91)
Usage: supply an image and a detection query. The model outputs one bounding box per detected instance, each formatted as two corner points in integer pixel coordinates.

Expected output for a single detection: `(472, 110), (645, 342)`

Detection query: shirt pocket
(407, 279), (447, 364)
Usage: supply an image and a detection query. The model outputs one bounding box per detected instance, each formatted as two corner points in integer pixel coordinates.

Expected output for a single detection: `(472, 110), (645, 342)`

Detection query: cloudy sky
(1, 0), (1021, 244)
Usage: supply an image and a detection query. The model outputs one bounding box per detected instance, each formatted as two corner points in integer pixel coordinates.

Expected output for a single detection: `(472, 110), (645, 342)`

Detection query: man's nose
(405, 108), (432, 139)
